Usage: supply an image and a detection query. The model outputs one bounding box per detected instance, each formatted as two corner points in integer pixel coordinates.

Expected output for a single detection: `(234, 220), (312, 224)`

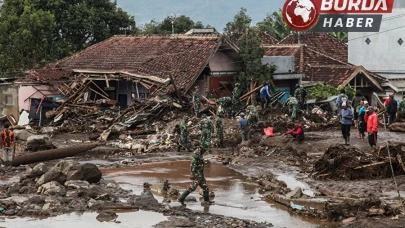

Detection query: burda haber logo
(282, 0), (395, 32)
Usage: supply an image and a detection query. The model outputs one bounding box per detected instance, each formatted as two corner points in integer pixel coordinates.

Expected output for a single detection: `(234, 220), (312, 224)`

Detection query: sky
(116, 0), (285, 31)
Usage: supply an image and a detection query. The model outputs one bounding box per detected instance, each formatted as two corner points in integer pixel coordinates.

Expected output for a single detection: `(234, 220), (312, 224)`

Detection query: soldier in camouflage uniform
(215, 116), (223, 147)
(199, 114), (214, 150)
(216, 97), (233, 117)
(246, 105), (259, 127)
(179, 116), (192, 152)
(285, 95), (298, 121)
(193, 87), (201, 118)
(172, 124), (181, 152)
(231, 83), (242, 116)
(294, 84), (307, 110)
(178, 144), (214, 206)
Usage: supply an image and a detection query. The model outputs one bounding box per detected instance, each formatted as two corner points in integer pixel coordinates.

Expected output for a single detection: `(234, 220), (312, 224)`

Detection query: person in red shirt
(285, 122), (304, 142)
(366, 107), (378, 152)
(0, 124), (15, 166)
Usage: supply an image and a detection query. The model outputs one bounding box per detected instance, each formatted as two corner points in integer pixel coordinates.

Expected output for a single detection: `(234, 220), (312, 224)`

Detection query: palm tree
(257, 9), (292, 40)
(330, 32), (348, 43)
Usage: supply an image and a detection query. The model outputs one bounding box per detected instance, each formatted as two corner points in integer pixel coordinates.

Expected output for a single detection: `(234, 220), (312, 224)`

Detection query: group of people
(338, 90), (379, 151)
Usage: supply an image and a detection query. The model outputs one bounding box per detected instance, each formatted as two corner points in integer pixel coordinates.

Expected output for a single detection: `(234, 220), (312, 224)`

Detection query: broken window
(5, 95), (13, 105)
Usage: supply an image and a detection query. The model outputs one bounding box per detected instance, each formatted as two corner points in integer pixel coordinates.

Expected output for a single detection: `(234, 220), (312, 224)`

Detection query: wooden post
(250, 81), (257, 106)
(105, 74), (110, 88)
(169, 75), (183, 105)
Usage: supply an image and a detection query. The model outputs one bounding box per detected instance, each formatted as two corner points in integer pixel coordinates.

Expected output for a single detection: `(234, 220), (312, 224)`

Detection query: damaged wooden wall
(0, 84), (19, 121)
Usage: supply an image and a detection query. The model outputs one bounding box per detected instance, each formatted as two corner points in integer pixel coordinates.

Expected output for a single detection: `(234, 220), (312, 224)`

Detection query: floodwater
(0, 211), (168, 228)
(102, 160), (337, 228)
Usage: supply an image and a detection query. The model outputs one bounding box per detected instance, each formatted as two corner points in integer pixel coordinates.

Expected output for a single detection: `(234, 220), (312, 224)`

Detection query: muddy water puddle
(102, 160), (338, 228)
(0, 211), (168, 228)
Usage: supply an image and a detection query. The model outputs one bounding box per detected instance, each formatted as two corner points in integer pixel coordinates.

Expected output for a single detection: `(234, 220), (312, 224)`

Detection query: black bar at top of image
(309, 14), (383, 32)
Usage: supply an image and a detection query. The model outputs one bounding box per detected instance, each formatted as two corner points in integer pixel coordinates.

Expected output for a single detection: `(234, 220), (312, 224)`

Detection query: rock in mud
(65, 180), (90, 189)
(26, 135), (56, 152)
(13, 130), (34, 141)
(80, 163), (102, 183)
(37, 166), (66, 186)
(42, 203), (51, 211)
(38, 181), (66, 196)
(87, 198), (103, 210)
(106, 183), (118, 189)
(29, 163), (48, 177)
(87, 185), (110, 200)
(96, 212), (118, 222)
(128, 194), (160, 208)
(286, 187), (303, 199)
(27, 196), (46, 205)
(155, 217), (196, 227)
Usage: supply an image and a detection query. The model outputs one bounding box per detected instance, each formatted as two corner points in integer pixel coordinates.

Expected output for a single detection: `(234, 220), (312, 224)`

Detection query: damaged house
(3, 33), (239, 124)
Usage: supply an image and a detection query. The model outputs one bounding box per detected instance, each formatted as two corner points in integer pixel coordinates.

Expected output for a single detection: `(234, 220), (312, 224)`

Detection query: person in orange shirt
(0, 124), (15, 166)
(366, 107), (378, 152)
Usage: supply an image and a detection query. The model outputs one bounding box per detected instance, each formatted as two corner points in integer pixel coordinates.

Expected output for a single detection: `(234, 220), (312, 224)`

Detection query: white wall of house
(348, 5), (405, 78)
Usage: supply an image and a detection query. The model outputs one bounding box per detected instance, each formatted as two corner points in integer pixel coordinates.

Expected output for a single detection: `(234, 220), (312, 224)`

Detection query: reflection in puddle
(102, 161), (330, 228)
(0, 211), (167, 228)
(275, 173), (315, 197)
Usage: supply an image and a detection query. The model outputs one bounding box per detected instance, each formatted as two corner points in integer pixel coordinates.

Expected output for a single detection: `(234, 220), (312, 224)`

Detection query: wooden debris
(354, 161), (388, 170)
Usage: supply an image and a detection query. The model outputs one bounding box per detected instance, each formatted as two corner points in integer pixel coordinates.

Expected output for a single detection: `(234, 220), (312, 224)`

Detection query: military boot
(178, 190), (191, 206)
(201, 190), (215, 205)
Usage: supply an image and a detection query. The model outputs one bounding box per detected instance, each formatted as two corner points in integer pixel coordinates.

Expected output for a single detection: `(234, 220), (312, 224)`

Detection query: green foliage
(308, 83), (356, 100)
(141, 15), (210, 34)
(235, 27), (275, 93)
(0, 0), (136, 73)
(223, 8), (251, 35)
(256, 9), (292, 40)
(330, 32), (348, 43)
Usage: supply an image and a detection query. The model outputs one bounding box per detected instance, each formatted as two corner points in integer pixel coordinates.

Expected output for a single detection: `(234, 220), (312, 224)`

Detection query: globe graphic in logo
(282, 0), (319, 31)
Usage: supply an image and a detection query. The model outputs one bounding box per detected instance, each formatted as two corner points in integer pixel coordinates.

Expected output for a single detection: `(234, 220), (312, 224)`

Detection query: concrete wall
(262, 56), (295, 74)
(116, 80), (149, 105)
(348, 8), (405, 76)
(0, 84), (19, 119)
(18, 85), (58, 111)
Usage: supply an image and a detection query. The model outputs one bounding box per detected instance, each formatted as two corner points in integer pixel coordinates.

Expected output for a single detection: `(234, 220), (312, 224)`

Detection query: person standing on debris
(178, 144), (214, 206)
(199, 114), (214, 151)
(366, 107), (378, 151)
(284, 121), (304, 142)
(0, 124), (15, 166)
(352, 90), (365, 128)
(231, 83), (242, 116)
(294, 84), (307, 110)
(339, 102), (354, 145)
(179, 116), (192, 152)
(237, 113), (249, 142)
(285, 95), (298, 121)
(358, 101), (368, 140)
(192, 87), (201, 118)
(216, 97), (233, 118)
(399, 95), (405, 112)
(387, 94), (398, 124)
(215, 116), (224, 147)
(260, 83), (272, 109)
(246, 105), (259, 127)
(173, 124), (182, 152)
(336, 89), (349, 114)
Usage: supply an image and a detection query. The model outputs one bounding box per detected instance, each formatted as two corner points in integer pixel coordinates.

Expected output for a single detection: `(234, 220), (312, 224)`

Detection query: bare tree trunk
(250, 80), (256, 106)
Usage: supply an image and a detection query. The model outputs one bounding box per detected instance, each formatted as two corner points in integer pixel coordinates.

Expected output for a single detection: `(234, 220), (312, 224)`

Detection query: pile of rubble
(312, 143), (405, 180)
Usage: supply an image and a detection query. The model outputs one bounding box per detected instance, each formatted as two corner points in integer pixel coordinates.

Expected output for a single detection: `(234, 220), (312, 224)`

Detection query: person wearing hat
(339, 102), (354, 145)
(358, 100), (368, 140)
(199, 114), (214, 151)
(285, 121), (305, 142)
(237, 112), (249, 142)
(179, 116), (192, 152)
(387, 94), (398, 124)
(366, 107), (378, 151)
(178, 145), (214, 206)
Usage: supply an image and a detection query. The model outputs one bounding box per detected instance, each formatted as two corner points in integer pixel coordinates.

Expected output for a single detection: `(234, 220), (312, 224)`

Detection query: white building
(348, 1), (405, 100)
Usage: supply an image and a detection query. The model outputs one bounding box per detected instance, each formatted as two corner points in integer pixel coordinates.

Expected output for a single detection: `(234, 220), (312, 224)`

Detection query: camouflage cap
(200, 141), (209, 151)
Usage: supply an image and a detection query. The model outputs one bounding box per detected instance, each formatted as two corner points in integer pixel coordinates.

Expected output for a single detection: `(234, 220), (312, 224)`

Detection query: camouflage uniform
(246, 105), (259, 126)
(286, 96), (298, 120)
(294, 87), (306, 110)
(200, 115), (214, 150)
(400, 100), (405, 112)
(172, 125), (181, 151)
(215, 117), (224, 147)
(179, 118), (192, 151)
(193, 91), (201, 117)
(188, 148), (209, 194)
(216, 97), (233, 117)
(231, 84), (242, 116)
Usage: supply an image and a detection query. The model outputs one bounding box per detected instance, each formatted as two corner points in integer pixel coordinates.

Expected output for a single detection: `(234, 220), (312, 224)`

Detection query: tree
(0, 0), (136, 73)
(330, 32), (348, 43)
(141, 15), (209, 34)
(308, 83), (356, 100)
(235, 27), (275, 95)
(224, 8), (252, 35)
(257, 9), (292, 40)
(142, 19), (162, 34)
